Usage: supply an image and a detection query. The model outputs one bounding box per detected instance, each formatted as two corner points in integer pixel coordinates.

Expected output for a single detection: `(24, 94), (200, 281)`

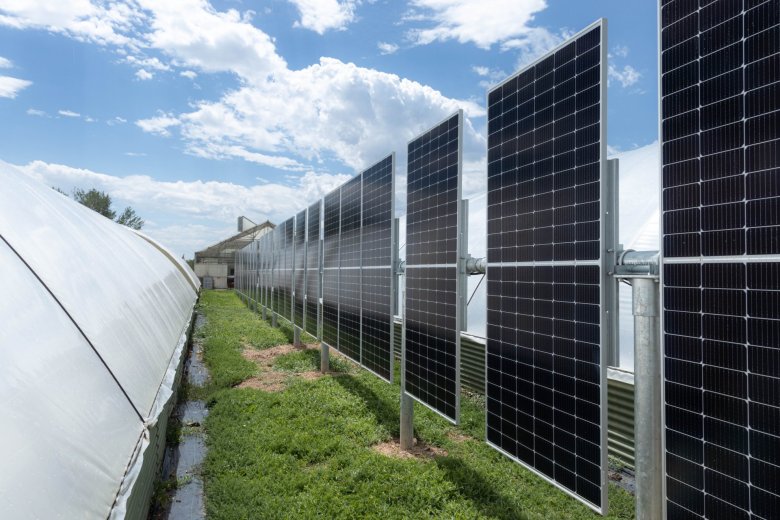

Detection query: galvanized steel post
(632, 276), (662, 520)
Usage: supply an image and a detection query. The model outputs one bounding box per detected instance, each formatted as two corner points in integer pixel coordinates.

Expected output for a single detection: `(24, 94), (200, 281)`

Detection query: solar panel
(361, 154), (396, 382)
(272, 225), (282, 316)
(277, 218), (293, 321)
(322, 188), (340, 348)
(338, 174), (362, 363)
(660, 3), (780, 519)
(484, 20), (608, 512)
(305, 200), (321, 338)
(404, 110), (463, 423)
(293, 210), (306, 328)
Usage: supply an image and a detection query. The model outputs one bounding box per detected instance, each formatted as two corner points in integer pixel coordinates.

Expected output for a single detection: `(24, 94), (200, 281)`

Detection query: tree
(69, 188), (145, 230)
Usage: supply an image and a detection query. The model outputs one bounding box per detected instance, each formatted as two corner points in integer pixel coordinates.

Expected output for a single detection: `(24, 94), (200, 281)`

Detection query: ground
(192, 290), (636, 520)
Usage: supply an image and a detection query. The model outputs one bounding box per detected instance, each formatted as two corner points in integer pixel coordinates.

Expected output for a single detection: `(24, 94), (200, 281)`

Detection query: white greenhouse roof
(0, 162), (199, 518)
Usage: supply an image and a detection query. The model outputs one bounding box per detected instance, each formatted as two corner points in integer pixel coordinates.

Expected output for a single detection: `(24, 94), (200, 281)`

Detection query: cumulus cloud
(26, 108), (46, 116)
(608, 63), (641, 88)
(1, 0), (486, 176)
(288, 0), (358, 34)
(377, 41), (399, 55)
(135, 68), (153, 80)
(136, 112), (181, 136)
(0, 75), (31, 98)
(180, 70), (197, 79)
(16, 158), (351, 255)
(406, 0), (552, 50)
(0, 56), (11, 68)
(58, 109), (81, 118)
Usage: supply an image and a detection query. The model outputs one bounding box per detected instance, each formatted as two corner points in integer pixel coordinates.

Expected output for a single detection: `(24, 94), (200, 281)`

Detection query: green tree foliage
(60, 187), (145, 230)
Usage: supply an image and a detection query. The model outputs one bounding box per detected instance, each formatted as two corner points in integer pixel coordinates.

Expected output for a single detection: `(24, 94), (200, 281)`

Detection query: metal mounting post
(293, 326), (302, 347)
(271, 312), (277, 328)
(613, 249), (662, 520)
(320, 342), (329, 373)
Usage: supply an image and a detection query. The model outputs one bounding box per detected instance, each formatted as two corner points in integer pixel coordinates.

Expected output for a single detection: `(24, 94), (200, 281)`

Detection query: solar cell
(305, 200), (321, 338)
(280, 217), (294, 321)
(661, 2), (780, 519)
(404, 110), (463, 423)
(485, 20), (608, 512)
(338, 174), (362, 363)
(361, 154), (395, 382)
(322, 188), (340, 348)
(293, 210), (306, 328)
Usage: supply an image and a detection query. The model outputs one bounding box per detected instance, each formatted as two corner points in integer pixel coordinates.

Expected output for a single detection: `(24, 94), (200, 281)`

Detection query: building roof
(194, 220), (275, 263)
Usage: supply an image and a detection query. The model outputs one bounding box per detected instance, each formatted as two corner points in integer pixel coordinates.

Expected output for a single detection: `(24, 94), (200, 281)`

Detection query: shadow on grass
(435, 455), (529, 520)
(332, 373), (400, 437)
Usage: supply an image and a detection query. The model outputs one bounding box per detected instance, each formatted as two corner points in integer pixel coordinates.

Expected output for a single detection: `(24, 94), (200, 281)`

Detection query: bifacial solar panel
(661, 3), (780, 519)
(293, 210), (306, 328)
(305, 200), (321, 338)
(272, 225), (282, 316)
(360, 154), (395, 382)
(485, 20), (608, 512)
(281, 217), (294, 321)
(322, 188), (340, 348)
(404, 110), (463, 423)
(338, 174), (362, 363)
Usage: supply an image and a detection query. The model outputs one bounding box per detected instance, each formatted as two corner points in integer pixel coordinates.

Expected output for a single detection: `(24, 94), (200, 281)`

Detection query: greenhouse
(0, 163), (199, 519)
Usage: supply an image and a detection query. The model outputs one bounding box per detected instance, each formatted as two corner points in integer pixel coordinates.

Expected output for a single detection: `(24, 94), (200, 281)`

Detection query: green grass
(273, 349), (352, 374)
(199, 290), (636, 519)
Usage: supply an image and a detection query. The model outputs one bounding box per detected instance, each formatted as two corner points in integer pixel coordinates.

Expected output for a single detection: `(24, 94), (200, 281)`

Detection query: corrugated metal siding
(393, 320), (635, 467)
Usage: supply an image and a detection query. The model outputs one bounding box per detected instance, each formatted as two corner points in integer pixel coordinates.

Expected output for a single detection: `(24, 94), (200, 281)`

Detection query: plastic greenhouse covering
(0, 163), (199, 519)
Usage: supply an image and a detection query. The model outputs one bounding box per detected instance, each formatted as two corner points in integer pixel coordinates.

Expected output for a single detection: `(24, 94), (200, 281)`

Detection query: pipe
(632, 277), (662, 520)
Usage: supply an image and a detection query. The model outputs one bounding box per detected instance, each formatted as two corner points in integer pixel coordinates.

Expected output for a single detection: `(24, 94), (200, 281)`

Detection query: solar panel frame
(659, 3), (780, 519)
(305, 200), (321, 338)
(293, 209), (306, 329)
(403, 109), (464, 424)
(322, 188), (340, 349)
(360, 154), (396, 383)
(484, 19), (609, 513)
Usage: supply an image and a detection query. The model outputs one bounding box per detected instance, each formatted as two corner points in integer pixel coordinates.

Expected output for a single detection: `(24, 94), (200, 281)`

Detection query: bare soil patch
(238, 343), (322, 391)
(446, 431), (472, 443)
(372, 438), (447, 460)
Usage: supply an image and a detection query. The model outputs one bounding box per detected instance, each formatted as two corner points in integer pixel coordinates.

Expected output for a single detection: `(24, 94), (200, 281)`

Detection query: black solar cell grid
(293, 210), (306, 328)
(485, 20), (606, 512)
(338, 175), (362, 362)
(305, 200), (321, 338)
(322, 188), (340, 348)
(361, 155), (395, 382)
(404, 111), (462, 423)
(661, 2), (780, 519)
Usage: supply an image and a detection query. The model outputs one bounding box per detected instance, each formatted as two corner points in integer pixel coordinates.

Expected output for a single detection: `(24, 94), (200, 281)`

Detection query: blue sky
(0, 0), (659, 257)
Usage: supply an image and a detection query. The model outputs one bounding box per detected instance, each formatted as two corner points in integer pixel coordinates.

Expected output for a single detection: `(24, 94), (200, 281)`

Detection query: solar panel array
(361, 155), (396, 382)
(305, 200), (321, 337)
(661, 2), (780, 519)
(293, 209), (306, 328)
(485, 20), (608, 512)
(404, 111), (463, 423)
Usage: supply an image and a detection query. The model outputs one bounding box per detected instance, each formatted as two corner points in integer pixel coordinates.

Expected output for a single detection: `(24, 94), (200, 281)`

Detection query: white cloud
(612, 44), (629, 58)
(0, 56), (11, 68)
(377, 41), (398, 55)
(58, 109), (80, 117)
(124, 151), (147, 156)
(15, 158), (351, 256)
(135, 68), (153, 80)
(126, 55), (169, 71)
(180, 70), (197, 79)
(472, 66), (489, 76)
(107, 116), (127, 126)
(26, 108), (46, 116)
(0, 75), (31, 98)
(406, 0), (550, 50)
(288, 0), (358, 34)
(2, 1), (486, 175)
(136, 112), (181, 136)
(0, 1), (143, 47)
(608, 63), (641, 88)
